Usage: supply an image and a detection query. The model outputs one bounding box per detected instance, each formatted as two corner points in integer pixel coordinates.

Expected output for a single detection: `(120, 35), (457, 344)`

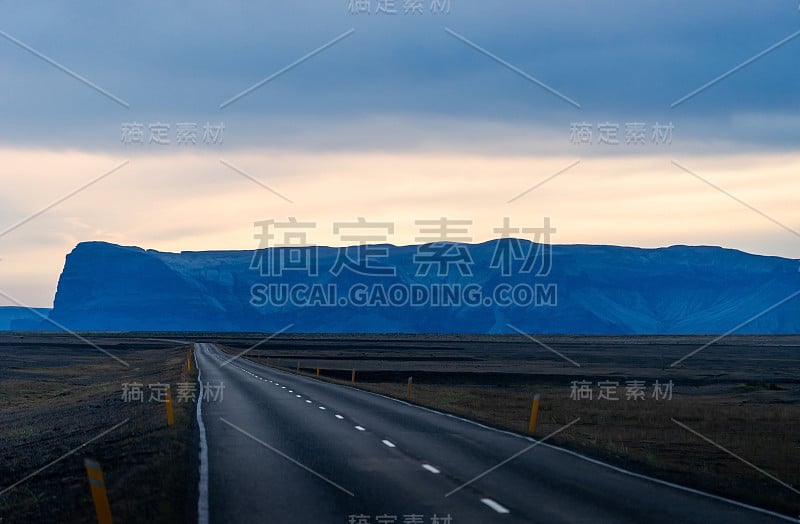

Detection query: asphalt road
(195, 342), (793, 524)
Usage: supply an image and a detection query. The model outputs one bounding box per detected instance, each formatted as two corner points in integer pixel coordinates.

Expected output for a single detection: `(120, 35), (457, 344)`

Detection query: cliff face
(49, 240), (800, 333)
(51, 242), (234, 331)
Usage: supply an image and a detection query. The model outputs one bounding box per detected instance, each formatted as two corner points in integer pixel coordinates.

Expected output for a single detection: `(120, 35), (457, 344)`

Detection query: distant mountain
(0, 306), (50, 330)
(48, 241), (800, 334)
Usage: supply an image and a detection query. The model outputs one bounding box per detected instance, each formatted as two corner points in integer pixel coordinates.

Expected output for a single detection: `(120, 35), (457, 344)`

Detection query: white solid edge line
(382, 440), (396, 448)
(422, 464), (441, 474)
(195, 344), (210, 524)
(481, 498), (510, 514)
(339, 386), (800, 522)
(209, 344), (800, 523)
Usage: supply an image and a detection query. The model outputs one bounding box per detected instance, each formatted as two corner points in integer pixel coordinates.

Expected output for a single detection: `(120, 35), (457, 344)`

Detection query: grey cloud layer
(0, 0), (798, 151)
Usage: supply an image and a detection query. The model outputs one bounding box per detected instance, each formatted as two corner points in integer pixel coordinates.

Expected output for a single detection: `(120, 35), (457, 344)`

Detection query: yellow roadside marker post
(296, 361), (300, 373)
(84, 458), (113, 524)
(407, 377), (413, 400)
(316, 367), (320, 377)
(528, 393), (541, 434)
(165, 387), (175, 426)
(351, 369), (356, 384)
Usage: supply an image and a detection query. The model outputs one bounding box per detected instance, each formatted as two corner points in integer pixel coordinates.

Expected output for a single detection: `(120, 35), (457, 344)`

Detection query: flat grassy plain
(0, 335), (197, 524)
(216, 333), (800, 519)
(2, 333), (798, 521)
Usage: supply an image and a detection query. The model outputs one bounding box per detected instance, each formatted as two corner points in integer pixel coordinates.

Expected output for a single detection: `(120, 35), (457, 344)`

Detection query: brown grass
(246, 353), (800, 518)
(0, 339), (198, 524)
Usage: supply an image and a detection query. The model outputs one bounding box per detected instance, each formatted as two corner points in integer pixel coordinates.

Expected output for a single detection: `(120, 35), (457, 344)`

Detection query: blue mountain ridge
(48, 240), (800, 334)
(0, 307), (51, 330)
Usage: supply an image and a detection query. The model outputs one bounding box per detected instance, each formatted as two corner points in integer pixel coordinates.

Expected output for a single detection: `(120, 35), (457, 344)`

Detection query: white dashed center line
(480, 499), (510, 514)
(335, 415), (344, 420)
(382, 440), (396, 448)
(305, 400), (312, 404)
(318, 406), (326, 410)
(296, 395), (302, 398)
(422, 464), (440, 474)
(354, 425), (366, 431)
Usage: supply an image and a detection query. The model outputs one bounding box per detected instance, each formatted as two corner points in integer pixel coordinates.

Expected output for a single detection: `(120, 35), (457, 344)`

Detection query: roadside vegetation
(0, 335), (197, 523)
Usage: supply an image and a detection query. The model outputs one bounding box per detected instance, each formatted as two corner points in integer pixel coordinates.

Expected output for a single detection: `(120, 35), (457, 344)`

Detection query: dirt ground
(0, 335), (197, 524)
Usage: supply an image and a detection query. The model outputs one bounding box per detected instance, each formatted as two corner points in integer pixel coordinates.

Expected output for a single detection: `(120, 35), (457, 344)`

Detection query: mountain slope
(48, 241), (800, 333)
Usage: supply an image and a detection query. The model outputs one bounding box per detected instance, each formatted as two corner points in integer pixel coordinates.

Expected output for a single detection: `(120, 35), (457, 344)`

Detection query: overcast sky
(1, 1), (799, 306)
